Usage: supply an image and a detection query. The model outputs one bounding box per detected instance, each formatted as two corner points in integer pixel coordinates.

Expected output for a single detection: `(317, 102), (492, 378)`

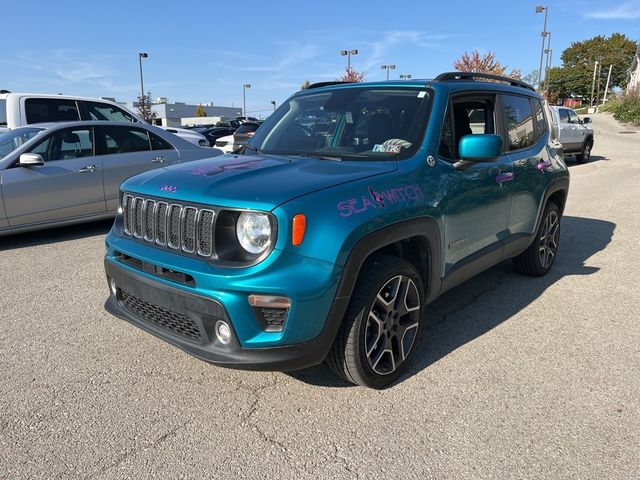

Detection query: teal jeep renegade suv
(104, 72), (569, 388)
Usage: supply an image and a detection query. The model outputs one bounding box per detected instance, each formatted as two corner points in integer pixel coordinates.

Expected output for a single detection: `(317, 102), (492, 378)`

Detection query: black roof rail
(307, 81), (354, 89)
(434, 72), (535, 91)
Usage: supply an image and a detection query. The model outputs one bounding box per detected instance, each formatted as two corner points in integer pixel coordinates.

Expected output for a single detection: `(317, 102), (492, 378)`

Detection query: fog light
(215, 320), (232, 345)
(109, 278), (117, 296)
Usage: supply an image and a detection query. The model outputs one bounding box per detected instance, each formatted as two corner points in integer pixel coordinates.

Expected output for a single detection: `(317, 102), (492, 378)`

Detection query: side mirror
(19, 153), (45, 167)
(582, 117), (592, 124)
(456, 134), (502, 169)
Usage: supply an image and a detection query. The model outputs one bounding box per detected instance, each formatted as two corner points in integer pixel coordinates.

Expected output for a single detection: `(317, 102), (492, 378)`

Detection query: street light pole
(243, 84), (251, 118)
(535, 6), (549, 89)
(340, 49), (358, 70)
(381, 64), (396, 80)
(138, 52), (148, 101)
(399, 74), (412, 80)
(270, 100), (276, 111)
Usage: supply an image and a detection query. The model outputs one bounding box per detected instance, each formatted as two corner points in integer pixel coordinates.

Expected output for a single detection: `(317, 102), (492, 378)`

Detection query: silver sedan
(0, 121), (223, 236)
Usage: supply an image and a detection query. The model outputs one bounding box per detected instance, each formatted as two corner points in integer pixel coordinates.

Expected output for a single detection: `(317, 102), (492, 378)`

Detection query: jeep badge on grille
(160, 185), (178, 193)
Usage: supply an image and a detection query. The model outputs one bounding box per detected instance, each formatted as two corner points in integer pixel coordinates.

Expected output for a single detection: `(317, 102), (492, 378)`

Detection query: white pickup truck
(548, 106), (594, 163)
(0, 92), (208, 147)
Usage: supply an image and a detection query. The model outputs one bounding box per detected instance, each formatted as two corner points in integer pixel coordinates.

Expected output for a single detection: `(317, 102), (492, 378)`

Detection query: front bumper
(104, 244), (348, 371)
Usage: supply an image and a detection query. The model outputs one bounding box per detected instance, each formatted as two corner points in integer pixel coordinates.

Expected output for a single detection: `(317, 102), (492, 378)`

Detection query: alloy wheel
(364, 275), (421, 375)
(538, 211), (560, 268)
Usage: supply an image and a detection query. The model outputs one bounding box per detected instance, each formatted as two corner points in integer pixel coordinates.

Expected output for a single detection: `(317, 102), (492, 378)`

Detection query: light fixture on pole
(243, 84), (251, 118)
(399, 74), (412, 80)
(270, 100), (276, 111)
(381, 64), (396, 81)
(340, 49), (358, 70)
(138, 52), (148, 102)
(535, 6), (549, 89)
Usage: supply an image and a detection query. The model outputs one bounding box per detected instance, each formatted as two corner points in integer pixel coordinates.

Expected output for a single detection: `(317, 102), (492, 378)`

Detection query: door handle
(495, 172), (514, 184)
(151, 156), (166, 163)
(536, 159), (552, 170)
(78, 165), (97, 173)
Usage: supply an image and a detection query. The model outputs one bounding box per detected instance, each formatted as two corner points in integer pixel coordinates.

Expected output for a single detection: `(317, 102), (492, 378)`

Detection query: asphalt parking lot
(1, 113), (638, 479)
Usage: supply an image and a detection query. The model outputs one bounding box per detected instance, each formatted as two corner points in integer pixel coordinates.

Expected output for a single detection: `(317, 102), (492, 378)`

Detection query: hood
(121, 153), (397, 211)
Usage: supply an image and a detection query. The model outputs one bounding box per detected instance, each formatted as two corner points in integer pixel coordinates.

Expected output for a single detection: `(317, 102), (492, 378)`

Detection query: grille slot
(168, 204), (182, 249)
(121, 194), (216, 258)
(197, 210), (215, 256)
(143, 200), (156, 241)
(182, 207), (197, 253)
(119, 289), (202, 341)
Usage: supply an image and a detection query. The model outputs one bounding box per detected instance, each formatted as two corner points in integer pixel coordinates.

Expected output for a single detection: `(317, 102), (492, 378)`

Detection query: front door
(438, 94), (513, 274)
(1, 126), (105, 226)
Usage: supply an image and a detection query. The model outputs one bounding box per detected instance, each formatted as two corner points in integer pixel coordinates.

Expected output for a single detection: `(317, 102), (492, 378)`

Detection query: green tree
(545, 33), (637, 102)
(300, 80), (311, 90)
(195, 105), (206, 117)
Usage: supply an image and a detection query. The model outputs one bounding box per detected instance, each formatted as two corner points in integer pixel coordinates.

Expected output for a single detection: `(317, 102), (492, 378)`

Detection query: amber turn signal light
(292, 214), (306, 246)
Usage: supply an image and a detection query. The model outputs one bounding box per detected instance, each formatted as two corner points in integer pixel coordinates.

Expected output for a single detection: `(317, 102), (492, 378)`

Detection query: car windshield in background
(249, 87), (431, 160)
(0, 127), (44, 159)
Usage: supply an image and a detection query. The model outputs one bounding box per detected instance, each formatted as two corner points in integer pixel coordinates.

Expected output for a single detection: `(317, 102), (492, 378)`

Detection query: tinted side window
(149, 132), (174, 150)
(568, 110), (580, 124)
(101, 126), (151, 154)
(502, 95), (535, 151)
(81, 101), (136, 122)
(559, 109), (570, 123)
(25, 98), (80, 124)
(28, 127), (93, 162)
(532, 99), (547, 142)
(438, 107), (453, 159)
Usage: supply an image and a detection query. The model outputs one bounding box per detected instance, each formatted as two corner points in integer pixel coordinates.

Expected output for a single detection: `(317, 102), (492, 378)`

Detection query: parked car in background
(0, 121), (222, 236)
(548, 106), (594, 163)
(0, 92), (209, 147)
(195, 127), (237, 147)
(214, 134), (236, 153)
(232, 121), (262, 151)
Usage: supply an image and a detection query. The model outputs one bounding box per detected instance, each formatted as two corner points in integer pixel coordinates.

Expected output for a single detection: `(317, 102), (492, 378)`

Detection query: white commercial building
(125, 100), (242, 127)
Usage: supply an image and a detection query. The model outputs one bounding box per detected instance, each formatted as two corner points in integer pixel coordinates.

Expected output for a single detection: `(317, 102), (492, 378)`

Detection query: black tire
(576, 139), (592, 164)
(513, 201), (561, 276)
(326, 255), (424, 388)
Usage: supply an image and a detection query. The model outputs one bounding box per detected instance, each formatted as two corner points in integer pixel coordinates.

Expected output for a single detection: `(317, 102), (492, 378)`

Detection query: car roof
(299, 73), (539, 98)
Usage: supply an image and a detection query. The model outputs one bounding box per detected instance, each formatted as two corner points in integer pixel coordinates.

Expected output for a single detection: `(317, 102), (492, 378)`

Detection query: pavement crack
(93, 420), (189, 476)
(239, 376), (288, 452)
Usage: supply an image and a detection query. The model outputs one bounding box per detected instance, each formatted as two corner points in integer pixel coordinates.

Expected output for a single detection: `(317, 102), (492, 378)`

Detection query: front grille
(119, 289), (202, 341)
(122, 194), (215, 257)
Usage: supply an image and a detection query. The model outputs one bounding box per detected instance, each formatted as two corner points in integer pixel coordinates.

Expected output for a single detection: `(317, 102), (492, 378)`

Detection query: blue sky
(1, 0), (638, 116)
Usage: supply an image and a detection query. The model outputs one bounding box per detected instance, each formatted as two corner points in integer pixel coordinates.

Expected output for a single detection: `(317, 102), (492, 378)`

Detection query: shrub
(601, 92), (640, 125)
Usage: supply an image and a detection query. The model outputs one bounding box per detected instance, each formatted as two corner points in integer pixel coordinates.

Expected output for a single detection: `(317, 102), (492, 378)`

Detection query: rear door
(97, 125), (179, 211)
(1, 126), (105, 226)
(558, 108), (580, 149)
(502, 94), (549, 237)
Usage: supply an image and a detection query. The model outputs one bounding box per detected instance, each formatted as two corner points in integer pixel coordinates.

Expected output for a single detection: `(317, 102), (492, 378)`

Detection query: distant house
(628, 42), (640, 94)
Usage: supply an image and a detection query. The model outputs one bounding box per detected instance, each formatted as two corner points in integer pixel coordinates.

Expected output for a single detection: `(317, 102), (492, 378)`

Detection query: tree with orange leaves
(338, 67), (366, 83)
(454, 50), (521, 79)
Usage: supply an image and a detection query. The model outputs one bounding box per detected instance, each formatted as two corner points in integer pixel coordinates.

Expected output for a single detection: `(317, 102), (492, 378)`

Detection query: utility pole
(602, 65), (613, 104)
(590, 60), (599, 108)
(595, 61), (603, 107)
(535, 6), (549, 89)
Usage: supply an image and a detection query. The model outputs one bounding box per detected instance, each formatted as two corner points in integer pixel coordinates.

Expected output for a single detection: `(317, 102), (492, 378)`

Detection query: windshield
(249, 87), (431, 160)
(0, 127), (44, 159)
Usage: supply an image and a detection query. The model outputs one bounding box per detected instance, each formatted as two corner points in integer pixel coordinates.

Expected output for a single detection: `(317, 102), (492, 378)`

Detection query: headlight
(236, 212), (272, 254)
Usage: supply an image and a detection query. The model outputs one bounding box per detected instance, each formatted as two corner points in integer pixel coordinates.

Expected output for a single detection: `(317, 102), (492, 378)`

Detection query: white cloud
(585, 2), (640, 19)
(360, 31), (461, 72)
